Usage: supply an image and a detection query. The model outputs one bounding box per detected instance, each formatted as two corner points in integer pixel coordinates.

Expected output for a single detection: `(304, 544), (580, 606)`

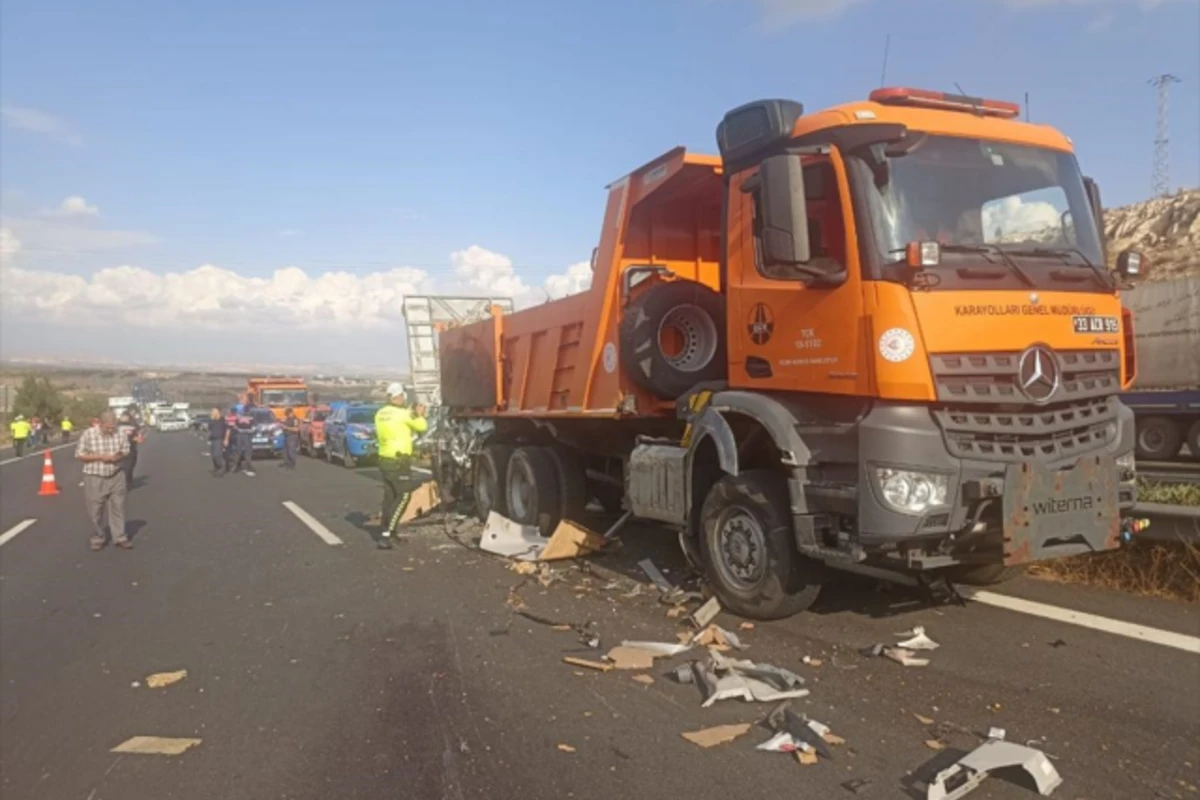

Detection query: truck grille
(928, 349), (1121, 463)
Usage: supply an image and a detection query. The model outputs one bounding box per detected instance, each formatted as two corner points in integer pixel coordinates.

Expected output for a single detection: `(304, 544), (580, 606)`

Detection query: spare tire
(620, 281), (726, 400)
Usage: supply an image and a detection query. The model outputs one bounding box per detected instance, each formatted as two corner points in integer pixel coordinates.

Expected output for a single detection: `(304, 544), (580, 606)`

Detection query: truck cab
(438, 88), (1145, 619)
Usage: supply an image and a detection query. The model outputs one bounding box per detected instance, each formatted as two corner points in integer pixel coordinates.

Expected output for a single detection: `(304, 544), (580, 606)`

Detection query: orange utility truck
(437, 88), (1146, 619)
(246, 377), (311, 420)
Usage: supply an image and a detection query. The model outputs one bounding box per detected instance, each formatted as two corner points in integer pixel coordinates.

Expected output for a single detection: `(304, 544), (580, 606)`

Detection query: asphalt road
(1, 433), (1198, 800)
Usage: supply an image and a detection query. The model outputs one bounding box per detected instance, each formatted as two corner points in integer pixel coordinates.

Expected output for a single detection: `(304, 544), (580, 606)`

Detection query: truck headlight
(1116, 452), (1136, 482)
(874, 468), (949, 514)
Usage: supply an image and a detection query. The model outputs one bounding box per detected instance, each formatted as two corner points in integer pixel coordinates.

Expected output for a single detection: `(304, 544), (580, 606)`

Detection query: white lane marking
(969, 589), (1200, 655)
(0, 519), (37, 547)
(0, 441), (75, 467)
(282, 501), (343, 546)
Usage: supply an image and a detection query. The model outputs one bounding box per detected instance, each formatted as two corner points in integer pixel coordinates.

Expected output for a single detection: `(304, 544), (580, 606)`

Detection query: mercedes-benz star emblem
(1017, 345), (1060, 403)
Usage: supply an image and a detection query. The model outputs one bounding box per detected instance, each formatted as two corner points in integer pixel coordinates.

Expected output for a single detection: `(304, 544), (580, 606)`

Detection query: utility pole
(1149, 74), (1181, 198)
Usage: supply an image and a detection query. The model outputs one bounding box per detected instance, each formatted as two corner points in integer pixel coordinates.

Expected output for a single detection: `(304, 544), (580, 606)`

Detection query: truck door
(726, 152), (870, 396)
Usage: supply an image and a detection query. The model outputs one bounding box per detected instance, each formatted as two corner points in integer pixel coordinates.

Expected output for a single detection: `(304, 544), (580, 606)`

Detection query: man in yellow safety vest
(10, 415), (32, 458)
(373, 383), (427, 549)
(61, 417), (75, 443)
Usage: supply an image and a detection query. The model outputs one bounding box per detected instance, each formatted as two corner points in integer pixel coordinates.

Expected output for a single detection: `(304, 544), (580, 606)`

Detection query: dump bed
(439, 147), (724, 417)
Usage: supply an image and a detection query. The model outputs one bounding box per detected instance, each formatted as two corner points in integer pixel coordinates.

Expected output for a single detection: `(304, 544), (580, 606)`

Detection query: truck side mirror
(758, 154), (811, 266)
(1115, 249), (1145, 279)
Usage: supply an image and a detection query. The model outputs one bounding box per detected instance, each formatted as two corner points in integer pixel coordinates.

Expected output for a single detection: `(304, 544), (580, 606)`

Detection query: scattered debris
(556, 744), (577, 754)
(638, 558), (676, 594)
(563, 656), (613, 672)
(681, 723), (752, 748)
(842, 778), (873, 794)
(130, 681), (141, 689)
(896, 626), (940, 651)
(692, 624), (745, 650)
(765, 703), (837, 761)
(926, 740), (1062, 799)
(914, 713), (936, 726)
(666, 606), (687, 619)
(605, 646), (656, 670)
(481, 513), (545, 560)
(144, 670), (188, 689)
(1049, 639), (1067, 649)
(987, 728), (1006, 741)
(881, 647), (930, 667)
(539, 520), (607, 561)
(509, 562), (539, 576)
(398, 481), (441, 523)
(738, 622), (755, 631)
(619, 640), (692, 658)
(673, 664), (695, 684)
(631, 674), (655, 686)
(796, 750), (819, 766)
(925, 739), (947, 751)
(111, 736), (202, 756)
(690, 596), (722, 629)
(692, 653), (809, 708)
(802, 655), (824, 667)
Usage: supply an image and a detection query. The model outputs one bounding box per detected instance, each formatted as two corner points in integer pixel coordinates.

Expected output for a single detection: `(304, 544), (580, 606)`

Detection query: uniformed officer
(280, 407), (300, 470)
(373, 383), (428, 549)
(10, 415), (31, 458)
(228, 403), (257, 476)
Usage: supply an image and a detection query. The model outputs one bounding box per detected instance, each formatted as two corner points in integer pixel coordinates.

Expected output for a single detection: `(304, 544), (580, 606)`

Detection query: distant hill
(1104, 188), (1199, 281)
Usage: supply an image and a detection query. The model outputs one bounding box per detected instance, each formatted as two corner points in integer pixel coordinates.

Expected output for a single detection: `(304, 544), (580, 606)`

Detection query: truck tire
(620, 281), (726, 400)
(1134, 416), (1184, 460)
(342, 440), (356, 468)
(698, 470), (822, 620)
(1187, 420), (1200, 462)
(946, 563), (1026, 587)
(506, 446), (563, 536)
(474, 444), (514, 522)
(547, 446), (588, 524)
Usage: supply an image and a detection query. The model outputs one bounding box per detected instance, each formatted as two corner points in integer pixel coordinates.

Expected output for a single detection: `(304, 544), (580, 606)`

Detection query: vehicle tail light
(906, 241), (940, 268)
(869, 87), (1021, 119)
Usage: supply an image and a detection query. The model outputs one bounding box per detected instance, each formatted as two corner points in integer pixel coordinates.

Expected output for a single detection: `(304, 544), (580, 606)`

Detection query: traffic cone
(38, 451), (60, 496)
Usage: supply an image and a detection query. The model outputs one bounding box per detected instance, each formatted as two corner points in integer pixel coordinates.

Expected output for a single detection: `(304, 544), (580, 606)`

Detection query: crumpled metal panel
(627, 443), (688, 525)
(1003, 454), (1120, 565)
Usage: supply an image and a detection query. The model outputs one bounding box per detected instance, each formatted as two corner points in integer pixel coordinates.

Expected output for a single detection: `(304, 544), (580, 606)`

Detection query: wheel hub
(716, 507), (766, 588)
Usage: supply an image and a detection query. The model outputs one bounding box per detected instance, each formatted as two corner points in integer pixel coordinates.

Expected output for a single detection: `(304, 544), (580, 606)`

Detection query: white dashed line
(282, 501), (343, 546)
(0, 519), (37, 547)
(968, 589), (1200, 655)
(0, 442), (75, 467)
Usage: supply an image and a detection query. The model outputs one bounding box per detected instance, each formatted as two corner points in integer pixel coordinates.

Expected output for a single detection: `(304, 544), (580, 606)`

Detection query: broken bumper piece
(926, 739), (1062, 800)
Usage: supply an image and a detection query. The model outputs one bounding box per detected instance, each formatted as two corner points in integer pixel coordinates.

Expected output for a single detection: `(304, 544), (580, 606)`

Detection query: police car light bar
(869, 87), (1021, 119)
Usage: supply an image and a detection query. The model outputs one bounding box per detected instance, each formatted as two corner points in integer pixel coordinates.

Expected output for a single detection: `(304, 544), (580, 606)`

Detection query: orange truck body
(246, 377), (311, 420)
(437, 87), (1141, 619)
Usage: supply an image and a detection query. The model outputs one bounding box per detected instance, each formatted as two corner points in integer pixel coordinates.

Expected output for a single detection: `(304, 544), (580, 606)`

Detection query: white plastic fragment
(926, 740), (1062, 800)
(896, 626), (940, 651)
(620, 641), (693, 657)
(757, 732), (798, 752)
(882, 646), (930, 667)
(987, 727), (1006, 741)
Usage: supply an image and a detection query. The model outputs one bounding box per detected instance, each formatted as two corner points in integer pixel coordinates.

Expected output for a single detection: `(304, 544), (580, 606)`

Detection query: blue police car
(324, 402), (383, 468)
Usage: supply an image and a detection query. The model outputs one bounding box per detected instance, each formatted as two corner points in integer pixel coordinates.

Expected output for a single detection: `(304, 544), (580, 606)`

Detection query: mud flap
(1002, 454), (1121, 566)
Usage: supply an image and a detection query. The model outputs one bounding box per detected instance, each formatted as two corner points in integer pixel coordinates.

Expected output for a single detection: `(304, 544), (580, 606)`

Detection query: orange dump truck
(246, 377), (311, 420)
(437, 87), (1147, 619)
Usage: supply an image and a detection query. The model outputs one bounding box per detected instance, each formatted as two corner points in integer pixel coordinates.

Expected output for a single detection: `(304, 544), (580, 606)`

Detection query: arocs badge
(748, 303), (774, 345)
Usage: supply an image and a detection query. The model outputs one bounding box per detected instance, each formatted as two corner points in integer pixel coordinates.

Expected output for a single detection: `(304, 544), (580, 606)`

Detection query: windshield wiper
(940, 244), (1037, 288)
(998, 246), (1115, 289)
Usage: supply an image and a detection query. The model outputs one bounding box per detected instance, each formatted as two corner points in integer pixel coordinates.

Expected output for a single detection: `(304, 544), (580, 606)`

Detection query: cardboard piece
(681, 723), (752, 749)
(631, 674), (655, 686)
(111, 736), (202, 756)
(145, 670), (188, 689)
(562, 656), (613, 672)
(399, 481), (441, 523)
(606, 646), (656, 670)
(538, 520), (606, 562)
(796, 750), (819, 766)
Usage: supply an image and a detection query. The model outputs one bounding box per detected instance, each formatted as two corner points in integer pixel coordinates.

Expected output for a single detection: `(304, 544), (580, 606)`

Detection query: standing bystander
(207, 407), (229, 476)
(118, 410), (144, 486)
(75, 410), (132, 550)
(280, 407), (300, 470)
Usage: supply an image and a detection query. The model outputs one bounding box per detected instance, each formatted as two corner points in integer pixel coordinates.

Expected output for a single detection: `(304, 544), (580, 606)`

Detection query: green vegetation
(1138, 478), (1200, 508)
(11, 376), (65, 423)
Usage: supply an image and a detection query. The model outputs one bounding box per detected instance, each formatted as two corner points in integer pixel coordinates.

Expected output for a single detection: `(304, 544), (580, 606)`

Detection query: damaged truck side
(435, 87), (1146, 620)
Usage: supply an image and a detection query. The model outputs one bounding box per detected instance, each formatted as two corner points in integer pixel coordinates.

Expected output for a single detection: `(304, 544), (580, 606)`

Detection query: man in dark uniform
(207, 407), (229, 476)
(118, 409), (143, 486)
(280, 407), (300, 470)
(228, 403), (256, 476)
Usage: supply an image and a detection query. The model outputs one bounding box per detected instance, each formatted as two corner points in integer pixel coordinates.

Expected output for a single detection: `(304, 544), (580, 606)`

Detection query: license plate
(253, 437), (268, 445)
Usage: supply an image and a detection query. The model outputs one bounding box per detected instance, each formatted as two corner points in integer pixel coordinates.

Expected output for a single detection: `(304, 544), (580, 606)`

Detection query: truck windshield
(857, 134), (1104, 270)
(261, 389), (308, 406)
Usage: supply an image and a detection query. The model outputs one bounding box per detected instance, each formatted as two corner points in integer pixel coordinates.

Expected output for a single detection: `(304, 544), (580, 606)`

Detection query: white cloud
(0, 105), (83, 147)
(0, 242), (592, 335)
(0, 215), (157, 260)
(0, 228), (21, 265)
(48, 195), (100, 217)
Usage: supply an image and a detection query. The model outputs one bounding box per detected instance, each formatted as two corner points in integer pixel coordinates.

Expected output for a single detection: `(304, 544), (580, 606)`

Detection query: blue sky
(1, 0), (1197, 368)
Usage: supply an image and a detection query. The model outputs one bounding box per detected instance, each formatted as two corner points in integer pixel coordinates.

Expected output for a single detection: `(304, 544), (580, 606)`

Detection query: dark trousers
(230, 432), (253, 472)
(380, 455), (416, 536)
(124, 448), (138, 484)
(14, 439), (24, 458)
(61, 430), (70, 443)
(210, 438), (225, 470)
(284, 434), (298, 467)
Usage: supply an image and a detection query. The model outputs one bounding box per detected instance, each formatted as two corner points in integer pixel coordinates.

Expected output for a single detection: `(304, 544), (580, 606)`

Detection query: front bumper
(811, 399), (1136, 566)
(347, 439), (377, 458)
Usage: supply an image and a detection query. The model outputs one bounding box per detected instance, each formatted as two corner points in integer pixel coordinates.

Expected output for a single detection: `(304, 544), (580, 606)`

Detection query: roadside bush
(1138, 478), (1200, 507)
(65, 393), (109, 426)
(12, 376), (65, 422)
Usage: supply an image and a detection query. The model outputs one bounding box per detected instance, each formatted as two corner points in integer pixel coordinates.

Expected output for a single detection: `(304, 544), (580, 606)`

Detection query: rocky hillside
(1104, 188), (1200, 281)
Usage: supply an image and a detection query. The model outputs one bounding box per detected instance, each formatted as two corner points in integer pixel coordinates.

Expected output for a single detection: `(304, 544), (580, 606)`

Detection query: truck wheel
(343, 441), (356, 469)
(474, 444), (514, 522)
(947, 563), (1026, 586)
(1134, 416), (1183, 460)
(698, 470), (822, 620)
(506, 446), (563, 537)
(547, 446), (588, 524)
(620, 281), (726, 400)
(1187, 420), (1200, 462)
